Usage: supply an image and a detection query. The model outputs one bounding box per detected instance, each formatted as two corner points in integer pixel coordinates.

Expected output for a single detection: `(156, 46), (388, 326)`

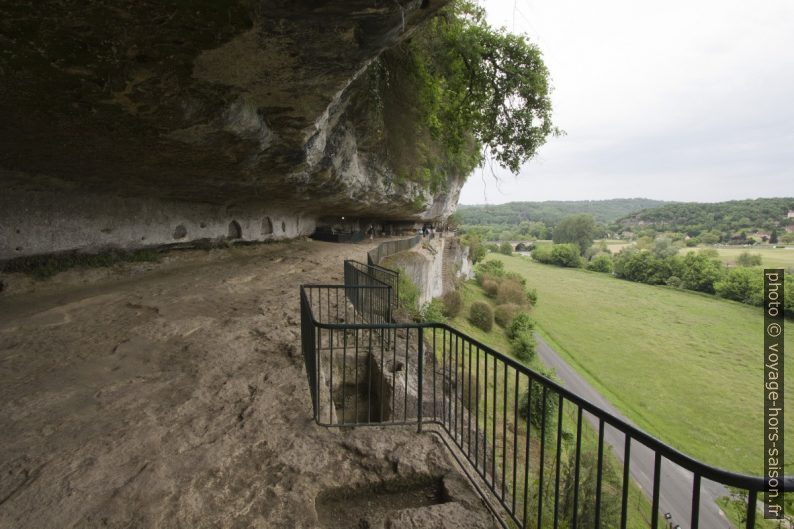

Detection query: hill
(458, 198), (667, 226)
(615, 197), (794, 237)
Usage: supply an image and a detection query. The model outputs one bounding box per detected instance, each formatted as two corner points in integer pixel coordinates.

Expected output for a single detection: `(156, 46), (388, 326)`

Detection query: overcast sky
(459, 0), (794, 204)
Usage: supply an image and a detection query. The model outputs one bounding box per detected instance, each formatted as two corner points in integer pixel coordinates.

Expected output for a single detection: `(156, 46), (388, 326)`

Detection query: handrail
(299, 300), (790, 490)
(367, 233), (422, 266)
(300, 281), (792, 529)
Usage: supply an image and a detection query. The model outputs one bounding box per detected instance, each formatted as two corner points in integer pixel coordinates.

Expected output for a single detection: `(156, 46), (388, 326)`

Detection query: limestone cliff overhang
(0, 0), (456, 221)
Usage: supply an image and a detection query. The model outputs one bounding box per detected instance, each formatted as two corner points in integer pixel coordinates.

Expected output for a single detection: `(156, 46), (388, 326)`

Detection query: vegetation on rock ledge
(369, 0), (558, 192)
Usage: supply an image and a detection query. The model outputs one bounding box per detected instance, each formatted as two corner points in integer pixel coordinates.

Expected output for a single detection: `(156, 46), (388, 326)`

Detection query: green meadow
(487, 254), (793, 477)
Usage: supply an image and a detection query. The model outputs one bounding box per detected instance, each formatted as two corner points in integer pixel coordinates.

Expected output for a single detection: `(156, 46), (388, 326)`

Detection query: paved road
(534, 333), (734, 529)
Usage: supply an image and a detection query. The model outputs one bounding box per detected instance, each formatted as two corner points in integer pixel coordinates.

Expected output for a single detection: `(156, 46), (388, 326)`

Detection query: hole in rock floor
(316, 477), (448, 528)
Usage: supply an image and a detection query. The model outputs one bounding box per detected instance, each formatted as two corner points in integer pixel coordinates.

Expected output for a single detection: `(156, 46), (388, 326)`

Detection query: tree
(498, 241), (513, 255)
(770, 229), (779, 244)
(587, 254), (614, 273)
(420, 1), (560, 173)
(679, 252), (724, 293)
(553, 214), (597, 255)
(550, 243), (583, 267)
(715, 268), (764, 305)
(518, 367), (559, 428)
(736, 252), (762, 267)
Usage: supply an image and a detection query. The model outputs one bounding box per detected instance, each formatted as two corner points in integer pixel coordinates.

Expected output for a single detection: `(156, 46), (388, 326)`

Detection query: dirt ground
(0, 240), (494, 529)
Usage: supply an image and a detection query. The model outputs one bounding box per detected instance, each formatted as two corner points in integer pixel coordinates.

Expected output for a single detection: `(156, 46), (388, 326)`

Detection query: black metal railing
(367, 233), (422, 266)
(344, 260), (399, 317)
(300, 282), (792, 529)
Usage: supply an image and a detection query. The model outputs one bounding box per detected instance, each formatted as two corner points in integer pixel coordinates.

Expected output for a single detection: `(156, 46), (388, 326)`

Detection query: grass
(707, 245), (794, 269)
(488, 253), (794, 478)
(434, 282), (662, 529)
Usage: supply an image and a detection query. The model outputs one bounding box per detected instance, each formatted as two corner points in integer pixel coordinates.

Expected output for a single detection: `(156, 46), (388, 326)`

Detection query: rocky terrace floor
(0, 240), (495, 529)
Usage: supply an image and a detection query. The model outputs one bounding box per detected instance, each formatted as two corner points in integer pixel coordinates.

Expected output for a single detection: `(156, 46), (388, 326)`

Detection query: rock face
(0, 0), (464, 259)
(380, 237), (470, 306)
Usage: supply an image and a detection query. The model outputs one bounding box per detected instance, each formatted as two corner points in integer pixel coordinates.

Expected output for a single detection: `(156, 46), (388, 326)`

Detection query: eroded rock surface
(0, 240), (494, 528)
(0, 1), (460, 219)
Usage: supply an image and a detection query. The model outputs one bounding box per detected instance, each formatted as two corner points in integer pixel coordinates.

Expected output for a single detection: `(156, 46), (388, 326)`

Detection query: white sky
(459, 0), (794, 204)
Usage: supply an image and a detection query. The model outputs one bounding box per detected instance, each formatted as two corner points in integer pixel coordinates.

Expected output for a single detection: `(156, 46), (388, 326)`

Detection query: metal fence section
(300, 282), (793, 529)
(344, 260), (399, 317)
(367, 233), (422, 266)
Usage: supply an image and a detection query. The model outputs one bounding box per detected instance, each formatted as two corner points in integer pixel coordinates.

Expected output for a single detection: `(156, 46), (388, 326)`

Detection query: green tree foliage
(422, 1), (560, 173)
(550, 244), (583, 267)
(420, 299), (447, 323)
(397, 269), (421, 318)
(553, 214), (597, 254)
(613, 249), (676, 285)
(369, 0), (560, 193)
(586, 253), (614, 273)
(518, 367), (559, 428)
(679, 252), (723, 293)
(715, 268), (764, 306)
(457, 198), (665, 226)
(615, 198), (794, 239)
(560, 451), (621, 529)
(511, 330), (536, 363)
(469, 301), (494, 331)
(498, 241), (513, 255)
(735, 252), (762, 267)
(507, 312), (534, 339)
(532, 243), (582, 268)
(463, 233), (487, 263)
(475, 259), (505, 284)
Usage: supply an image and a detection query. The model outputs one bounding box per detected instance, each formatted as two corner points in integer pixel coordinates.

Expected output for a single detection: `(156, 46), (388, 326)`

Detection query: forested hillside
(615, 198), (794, 238)
(458, 198), (666, 226)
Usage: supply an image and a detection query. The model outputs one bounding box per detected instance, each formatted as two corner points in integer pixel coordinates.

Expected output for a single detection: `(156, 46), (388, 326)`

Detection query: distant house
(787, 225), (794, 233)
(788, 209), (794, 218)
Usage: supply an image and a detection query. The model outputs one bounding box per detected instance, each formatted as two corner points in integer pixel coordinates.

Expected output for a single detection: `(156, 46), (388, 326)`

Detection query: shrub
(613, 249), (674, 285)
(680, 252), (724, 293)
(482, 278), (499, 298)
(441, 290), (462, 317)
(586, 254), (613, 273)
(463, 234), (487, 264)
(507, 312), (534, 339)
(736, 252), (762, 267)
(397, 269), (421, 317)
(550, 244), (583, 267)
(504, 271), (527, 286)
(469, 301), (494, 332)
(531, 244), (554, 264)
(420, 299), (446, 323)
(494, 303), (521, 327)
(526, 288), (538, 306)
(475, 260), (505, 284)
(496, 278), (529, 306)
(499, 242), (513, 255)
(715, 267), (764, 305)
(518, 366), (559, 428)
(665, 275), (683, 288)
(511, 330), (536, 363)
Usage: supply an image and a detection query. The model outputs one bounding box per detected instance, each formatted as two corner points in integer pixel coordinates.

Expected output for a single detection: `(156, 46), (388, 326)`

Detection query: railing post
(417, 327), (424, 433)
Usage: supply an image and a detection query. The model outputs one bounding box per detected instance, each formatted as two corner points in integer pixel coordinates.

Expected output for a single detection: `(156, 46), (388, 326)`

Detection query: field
(488, 254), (793, 477)
(709, 245), (794, 269)
(441, 282), (661, 529)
